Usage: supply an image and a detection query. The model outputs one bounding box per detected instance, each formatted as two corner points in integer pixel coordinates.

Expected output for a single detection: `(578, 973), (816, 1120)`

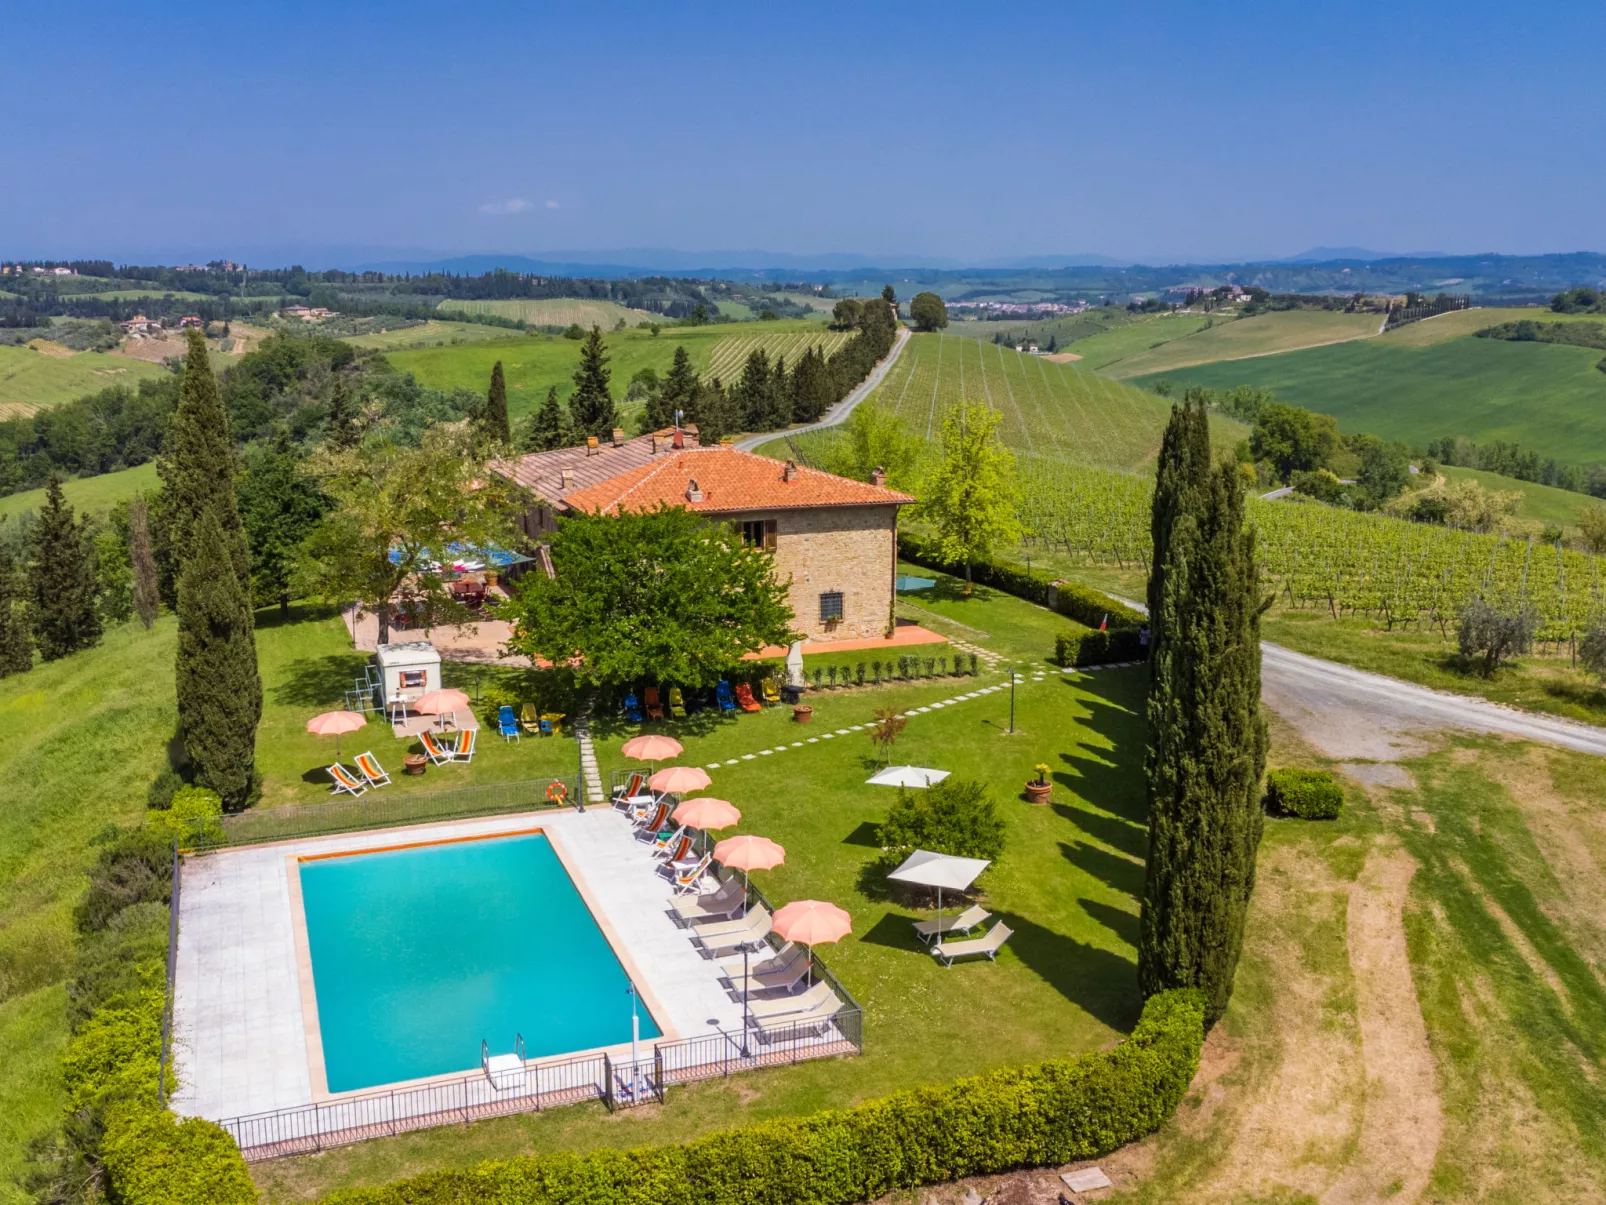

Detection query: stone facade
(724, 504), (899, 642)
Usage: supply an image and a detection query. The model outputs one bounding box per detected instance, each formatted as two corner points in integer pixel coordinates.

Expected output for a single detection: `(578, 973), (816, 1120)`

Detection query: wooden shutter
(763, 519), (777, 551)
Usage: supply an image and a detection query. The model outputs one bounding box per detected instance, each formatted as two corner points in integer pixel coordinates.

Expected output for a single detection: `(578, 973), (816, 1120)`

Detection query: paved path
(734, 326), (912, 452)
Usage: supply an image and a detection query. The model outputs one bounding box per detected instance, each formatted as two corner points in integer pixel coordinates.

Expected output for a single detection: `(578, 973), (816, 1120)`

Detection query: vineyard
(704, 330), (852, 383)
(1015, 458), (1606, 641)
(436, 297), (659, 328)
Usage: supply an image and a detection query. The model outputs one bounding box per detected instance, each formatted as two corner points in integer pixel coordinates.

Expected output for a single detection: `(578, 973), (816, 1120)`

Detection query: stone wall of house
(728, 504), (900, 642)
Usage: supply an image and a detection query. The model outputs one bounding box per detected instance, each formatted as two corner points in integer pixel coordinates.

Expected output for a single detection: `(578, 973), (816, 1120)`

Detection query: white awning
(865, 765), (950, 788)
(887, 849), (990, 892)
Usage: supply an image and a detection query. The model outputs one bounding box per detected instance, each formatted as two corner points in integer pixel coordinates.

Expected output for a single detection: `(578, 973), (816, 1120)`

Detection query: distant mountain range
(1282, 246), (1452, 263)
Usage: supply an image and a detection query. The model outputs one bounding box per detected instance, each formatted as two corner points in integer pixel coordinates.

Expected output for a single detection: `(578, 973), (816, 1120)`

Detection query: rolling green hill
(1438, 465), (1598, 530)
(0, 461), (159, 518)
(0, 345), (167, 416)
(1103, 309), (1381, 379)
(342, 320), (526, 350)
(437, 297), (659, 329)
(1131, 335), (1606, 464)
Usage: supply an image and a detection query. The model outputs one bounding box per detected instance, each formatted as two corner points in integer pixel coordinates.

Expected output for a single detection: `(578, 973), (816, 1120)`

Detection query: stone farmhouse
(490, 429), (915, 643)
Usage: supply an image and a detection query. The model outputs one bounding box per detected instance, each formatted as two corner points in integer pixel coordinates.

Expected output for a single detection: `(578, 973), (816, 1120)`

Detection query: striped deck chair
(452, 728), (477, 763)
(652, 832), (692, 864)
(327, 763), (367, 797)
(354, 751), (390, 787)
(634, 802), (671, 834)
(671, 853), (713, 894)
(612, 771), (646, 810)
(420, 731), (454, 766)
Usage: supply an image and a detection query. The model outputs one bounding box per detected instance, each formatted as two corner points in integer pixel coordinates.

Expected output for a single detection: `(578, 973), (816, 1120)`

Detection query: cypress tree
(175, 507), (263, 811)
(649, 345), (697, 432)
(482, 360), (512, 445)
(1138, 400), (1267, 1025)
(734, 348), (772, 432)
(522, 386), (572, 452)
(568, 325), (616, 437)
(129, 496), (160, 630)
(160, 330), (246, 583)
(29, 478), (101, 661)
(0, 537), (33, 677)
(325, 372), (360, 450)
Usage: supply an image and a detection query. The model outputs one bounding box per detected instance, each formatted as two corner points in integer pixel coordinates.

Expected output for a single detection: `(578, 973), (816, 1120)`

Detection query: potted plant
(793, 704), (814, 723)
(1025, 763), (1052, 805)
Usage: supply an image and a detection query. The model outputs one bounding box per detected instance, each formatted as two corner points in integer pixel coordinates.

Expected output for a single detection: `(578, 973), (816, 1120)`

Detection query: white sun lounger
(751, 993), (845, 1040)
(672, 878), (745, 921)
(726, 949), (810, 996)
(913, 904), (991, 944)
(932, 922), (1014, 967)
(694, 909), (773, 953)
(692, 904), (770, 941)
(744, 980), (835, 1020)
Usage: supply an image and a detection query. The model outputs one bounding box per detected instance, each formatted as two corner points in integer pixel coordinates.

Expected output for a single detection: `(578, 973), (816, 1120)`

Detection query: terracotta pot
(403, 754), (428, 776)
(1024, 780), (1051, 805)
(793, 705), (814, 723)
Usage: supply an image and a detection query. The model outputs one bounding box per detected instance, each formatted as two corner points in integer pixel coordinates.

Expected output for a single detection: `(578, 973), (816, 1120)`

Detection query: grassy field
(0, 461), (159, 518)
(844, 332), (1246, 473)
(1374, 305), (1604, 348)
(437, 298), (659, 329)
(341, 321), (525, 351)
(0, 344), (167, 414)
(385, 319), (825, 422)
(1102, 309), (1382, 379)
(705, 329), (852, 382)
(86, 289), (216, 302)
(1131, 334), (1606, 464)
(1050, 312), (1216, 370)
(1439, 465), (1597, 530)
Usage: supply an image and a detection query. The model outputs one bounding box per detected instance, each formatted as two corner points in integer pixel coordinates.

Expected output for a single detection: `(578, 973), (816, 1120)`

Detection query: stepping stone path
(573, 707), (605, 805)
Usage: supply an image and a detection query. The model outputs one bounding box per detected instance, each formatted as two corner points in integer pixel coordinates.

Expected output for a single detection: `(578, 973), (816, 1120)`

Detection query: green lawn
(0, 461), (159, 518)
(0, 344), (166, 413)
(1130, 334), (1606, 464)
(1103, 309), (1381, 379)
(383, 319), (824, 422)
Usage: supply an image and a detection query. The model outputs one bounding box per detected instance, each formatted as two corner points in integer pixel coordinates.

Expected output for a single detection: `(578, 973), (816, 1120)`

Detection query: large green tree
(237, 437), (329, 618)
(159, 331), (247, 583)
(479, 360), (512, 446)
(522, 385), (574, 452)
(29, 478), (102, 661)
(300, 426), (529, 644)
(175, 506), (263, 810)
(1139, 399), (1267, 1026)
(568, 326), (617, 437)
(503, 507), (796, 687)
(824, 402), (920, 488)
(646, 345), (697, 433)
(919, 401), (1022, 592)
(0, 535), (33, 677)
(1249, 402), (1340, 482)
(909, 292), (949, 332)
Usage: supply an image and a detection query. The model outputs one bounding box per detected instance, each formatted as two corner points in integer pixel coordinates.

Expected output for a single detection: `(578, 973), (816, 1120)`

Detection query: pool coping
(285, 819), (680, 1104)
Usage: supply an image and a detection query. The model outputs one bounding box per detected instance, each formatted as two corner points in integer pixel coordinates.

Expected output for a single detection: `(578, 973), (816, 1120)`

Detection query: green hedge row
(897, 534), (1148, 668)
(1054, 627), (1147, 668)
(323, 989), (1205, 1205)
(1264, 768), (1345, 820)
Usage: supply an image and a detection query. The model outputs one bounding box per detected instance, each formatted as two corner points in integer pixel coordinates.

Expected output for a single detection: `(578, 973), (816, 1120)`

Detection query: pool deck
(170, 808), (750, 1125)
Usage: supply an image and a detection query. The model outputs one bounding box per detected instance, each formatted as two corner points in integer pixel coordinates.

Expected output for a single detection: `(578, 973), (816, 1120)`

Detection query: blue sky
(7, 2), (1603, 267)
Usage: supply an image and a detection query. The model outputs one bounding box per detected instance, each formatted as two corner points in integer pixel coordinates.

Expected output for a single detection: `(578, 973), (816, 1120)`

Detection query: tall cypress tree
(649, 345), (697, 432)
(176, 507), (263, 810)
(0, 537), (33, 677)
(569, 326), (616, 437)
(522, 386), (572, 452)
(29, 478), (101, 661)
(482, 360), (512, 445)
(160, 330), (246, 584)
(129, 496), (160, 630)
(1138, 400), (1267, 1025)
(325, 372), (360, 450)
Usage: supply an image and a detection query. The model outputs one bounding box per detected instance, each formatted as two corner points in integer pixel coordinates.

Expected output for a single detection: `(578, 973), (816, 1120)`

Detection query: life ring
(545, 779), (568, 804)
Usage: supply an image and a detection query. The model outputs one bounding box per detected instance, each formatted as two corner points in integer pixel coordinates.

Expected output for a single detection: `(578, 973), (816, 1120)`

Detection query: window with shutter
(819, 591), (844, 622)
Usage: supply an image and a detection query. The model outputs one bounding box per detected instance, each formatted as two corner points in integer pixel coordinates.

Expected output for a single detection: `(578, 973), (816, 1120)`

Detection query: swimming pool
(297, 831), (661, 1093)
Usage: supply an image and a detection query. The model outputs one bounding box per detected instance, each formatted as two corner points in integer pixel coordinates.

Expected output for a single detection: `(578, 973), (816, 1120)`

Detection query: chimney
(686, 477), (704, 503)
(683, 423), (700, 446)
(560, 467), (574, 489)
(870, 465), (887, 487)
(782, 460), (798, 483)
(672, 428), (684, 450)
(650, 433), (660, 454)
(611, 427), (625, 447)
(586, 436), (599, 456)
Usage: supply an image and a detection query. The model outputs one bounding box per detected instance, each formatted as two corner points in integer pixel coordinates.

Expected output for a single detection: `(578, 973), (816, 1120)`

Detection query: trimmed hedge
(1264, 768), (1344, 820)
(1054, 627), (1146, 668)
(323, 989), (1206, 1205)
(101, 1103), (257, 1205)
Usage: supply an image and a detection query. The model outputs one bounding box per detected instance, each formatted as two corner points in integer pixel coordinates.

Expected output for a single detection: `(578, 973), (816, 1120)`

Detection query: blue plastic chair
(624, 691), (644, 723)
(497, 704), (519, 742)
(715, 680), (737, 713)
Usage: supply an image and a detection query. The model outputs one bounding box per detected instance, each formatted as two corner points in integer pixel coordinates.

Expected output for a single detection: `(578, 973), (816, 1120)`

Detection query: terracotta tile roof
(562, 447), (916, 516)
(488, 429), (696, 508)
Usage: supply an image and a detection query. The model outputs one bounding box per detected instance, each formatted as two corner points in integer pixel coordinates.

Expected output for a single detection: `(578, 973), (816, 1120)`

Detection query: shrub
(878, 776), (1005, 863)
(100, 1103), (256, 1205)
(74, 826), (174, 935)
(322, 989), (1206, 1205)
(1264, 768), (1344, 820)
(1457, 598), (1534, 675)
(145, 765), (184, 811)
(855, 662), (866, 685)
(146, 785), (224, 845)
(969, 653), (979, 675)
(67, 902), (169, 1027)
(1055, 626), (1145, 667)
(481, 684), (518, 717)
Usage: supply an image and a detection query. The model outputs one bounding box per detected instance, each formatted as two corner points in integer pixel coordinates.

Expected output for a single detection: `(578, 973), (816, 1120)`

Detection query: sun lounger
(695, 908), (773, 951)
(913, 904), (991, 944)
(724, 946), (809, 994)
(744, 981), (835, 1020)
(932, 922), (1014, 967)
(761, 677), (781, 705)
(419, 731), (454, 766)
(497, 705), (519, 742)
(672, 877), (745, 920)
(715, 680), (737, 713)
(623, 692), (644, 723)
(716, 941), (796, 974)
(354, 751), (390, 788)
(327, 763), (367, 797)
(671, 853), (712, 894)
(451, 728), (477, 763)
(752, 993), (844, 1040)
(519, 702), (541, 735)
(643, 685), (665, 719)
(692, 904), (772, 941)
(733, 682), (762, 712)
(668, 687), (687, 719)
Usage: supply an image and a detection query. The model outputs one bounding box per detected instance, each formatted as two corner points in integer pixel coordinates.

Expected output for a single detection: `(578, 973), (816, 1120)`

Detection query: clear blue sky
(8, 2), (1603, 267)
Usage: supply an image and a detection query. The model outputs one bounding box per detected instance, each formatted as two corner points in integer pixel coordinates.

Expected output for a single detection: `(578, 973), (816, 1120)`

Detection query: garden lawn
(253, 638), (1151, 1199)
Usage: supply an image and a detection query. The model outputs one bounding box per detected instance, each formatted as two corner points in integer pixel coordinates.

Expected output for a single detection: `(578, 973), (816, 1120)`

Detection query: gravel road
(734, 326), (911, 452)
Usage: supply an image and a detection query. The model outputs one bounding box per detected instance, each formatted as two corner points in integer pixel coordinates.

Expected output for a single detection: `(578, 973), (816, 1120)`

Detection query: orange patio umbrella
(713, 834), (785, 914)
(413, 688), (470, 731)
(621, 734), (684, 765)
(649, 765), (711, 795)
(306, 710), (367, 760)
(671, 796), (741, 831)
(772, 900), (852, 987)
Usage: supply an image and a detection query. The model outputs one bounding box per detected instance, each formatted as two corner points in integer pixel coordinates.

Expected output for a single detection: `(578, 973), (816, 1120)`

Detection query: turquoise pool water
(299, 832), (661, 1092)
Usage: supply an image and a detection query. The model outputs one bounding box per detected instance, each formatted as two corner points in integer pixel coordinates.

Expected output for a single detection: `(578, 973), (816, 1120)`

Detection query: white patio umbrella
(865, 765), (951, 788)
(887, 849), (991, 933)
